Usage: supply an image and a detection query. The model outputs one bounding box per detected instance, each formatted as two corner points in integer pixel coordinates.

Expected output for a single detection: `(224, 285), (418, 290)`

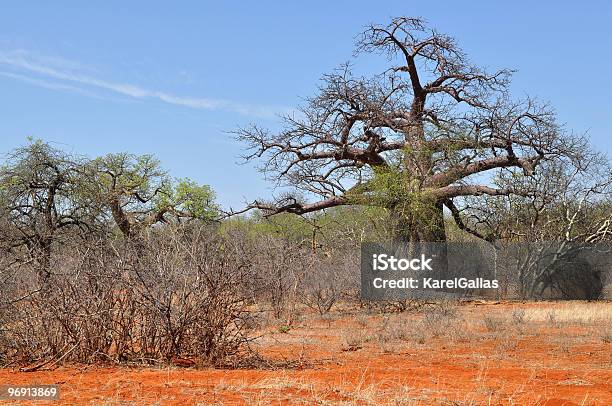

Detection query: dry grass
(521, 302), (612, 324)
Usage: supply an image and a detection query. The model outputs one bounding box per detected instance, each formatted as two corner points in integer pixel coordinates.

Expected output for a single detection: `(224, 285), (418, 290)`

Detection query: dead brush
(494, 335), (519, 356)
(373, 316), (414, 351)
(341, 329), (370, 351)
(356, 313), (370, 328)
(413, 303), (470, 343)
(482, 315), (507, 333)
(377, 316), (410, 341)
(0, 225), (260, 369)
(546, 310), (559, 327)
(421, 306), (457, 337)
(511, 309), (526, 325)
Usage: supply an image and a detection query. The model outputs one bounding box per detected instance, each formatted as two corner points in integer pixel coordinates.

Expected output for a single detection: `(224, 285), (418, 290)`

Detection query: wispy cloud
(0, 49), (288, 118)
(0, 70), (122, 101)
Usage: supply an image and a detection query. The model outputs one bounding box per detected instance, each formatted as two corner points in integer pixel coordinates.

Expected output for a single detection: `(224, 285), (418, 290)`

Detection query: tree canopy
(236, 17), (586, 243)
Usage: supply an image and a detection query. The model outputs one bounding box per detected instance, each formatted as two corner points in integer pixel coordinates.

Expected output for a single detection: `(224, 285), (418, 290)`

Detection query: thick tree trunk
(420, 201), (446, 242)
(110, 197), (133, 238)
(390, 200), (449, 283)
(390, 200), (446, 244)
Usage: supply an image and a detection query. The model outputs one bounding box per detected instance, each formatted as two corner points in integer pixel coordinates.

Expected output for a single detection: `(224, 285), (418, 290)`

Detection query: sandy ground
(0, 301), (610, 405)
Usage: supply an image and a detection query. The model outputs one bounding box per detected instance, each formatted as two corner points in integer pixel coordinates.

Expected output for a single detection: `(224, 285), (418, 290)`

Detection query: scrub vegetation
(1, 15), (611, 406)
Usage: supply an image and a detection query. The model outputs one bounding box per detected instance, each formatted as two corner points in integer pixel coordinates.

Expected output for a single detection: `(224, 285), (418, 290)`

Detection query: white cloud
(0, 49), (288, 118)
(0, 70), (122, 102)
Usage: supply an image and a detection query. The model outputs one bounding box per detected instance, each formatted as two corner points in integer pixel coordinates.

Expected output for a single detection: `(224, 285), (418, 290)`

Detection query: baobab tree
(0, 140), (94, 281)
(86, 152), (218, 239)
(237, 17), (583, 243)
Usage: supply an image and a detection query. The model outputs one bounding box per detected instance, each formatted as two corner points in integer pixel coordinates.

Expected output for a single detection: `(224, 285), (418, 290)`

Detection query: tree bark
(390, 199), (446, 243)
(390, 199), (449, 283)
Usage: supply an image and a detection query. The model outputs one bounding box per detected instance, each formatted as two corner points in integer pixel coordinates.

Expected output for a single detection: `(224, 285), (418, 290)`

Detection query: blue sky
(1, 1), (610, 209)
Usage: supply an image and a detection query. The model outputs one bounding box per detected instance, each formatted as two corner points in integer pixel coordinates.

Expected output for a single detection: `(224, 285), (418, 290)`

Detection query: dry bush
(300, 250), (357, 315)
(510, 309), (526, 325)
(420, 303), (462, 339)
(340, 329), (370, 351)
(482, 315), (507, 333)
(545, 310), (559, 327)
(369, 302), (470, 346)
(374, 315), (416, 348)
(244, 235), (306, 324)
(0, 224), (256, 368)
(0, 237), (122, 366)
(241, 233), (358, 320)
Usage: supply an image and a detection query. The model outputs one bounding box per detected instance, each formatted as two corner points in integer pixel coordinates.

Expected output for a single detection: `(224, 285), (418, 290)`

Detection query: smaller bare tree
(455, 151), (612, 299)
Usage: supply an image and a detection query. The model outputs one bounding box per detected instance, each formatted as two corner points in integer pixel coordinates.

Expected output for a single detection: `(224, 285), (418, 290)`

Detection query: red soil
(1, 302), (610, 405)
